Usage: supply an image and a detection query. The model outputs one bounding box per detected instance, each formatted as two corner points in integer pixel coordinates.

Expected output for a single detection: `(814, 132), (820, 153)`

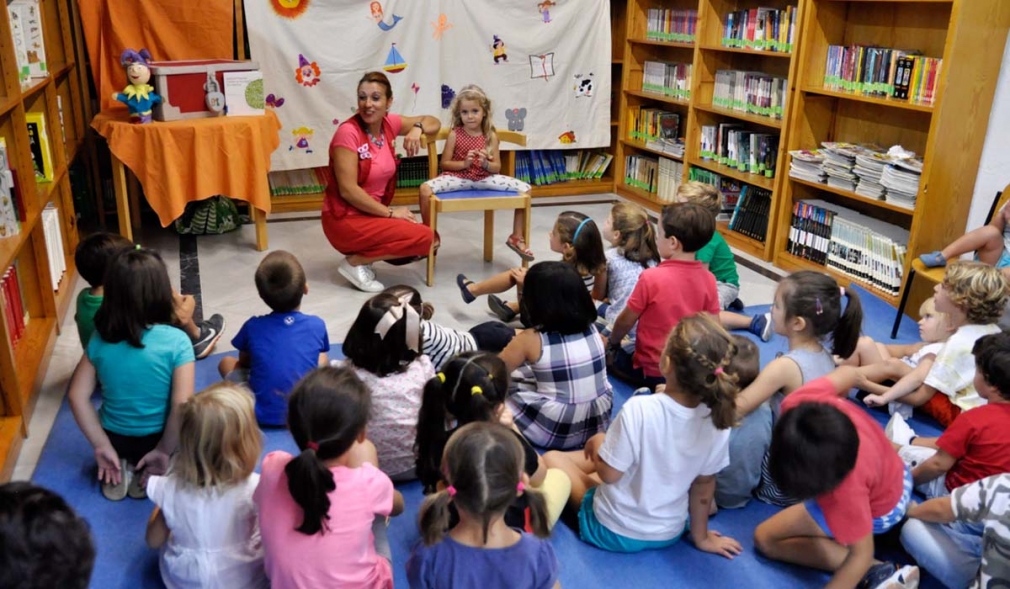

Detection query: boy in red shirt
(606, 202), (720, 390)
(754, 367), (918, 589)
(888, 331), (1010, 500)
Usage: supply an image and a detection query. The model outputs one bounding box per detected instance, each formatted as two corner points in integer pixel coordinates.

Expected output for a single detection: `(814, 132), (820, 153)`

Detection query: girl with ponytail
(407, 422), (560, 589)
(544, 313), (743, 557)
(414, 352), (571, 529)
(254, 366), (404, 588)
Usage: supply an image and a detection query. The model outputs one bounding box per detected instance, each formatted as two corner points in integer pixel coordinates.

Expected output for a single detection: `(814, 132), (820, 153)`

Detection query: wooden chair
(424, 129), (532, 286)
(891, 183), (1010, 338)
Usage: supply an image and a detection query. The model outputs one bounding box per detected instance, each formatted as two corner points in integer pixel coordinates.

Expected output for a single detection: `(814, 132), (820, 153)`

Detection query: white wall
(967, 33), (1010, 230)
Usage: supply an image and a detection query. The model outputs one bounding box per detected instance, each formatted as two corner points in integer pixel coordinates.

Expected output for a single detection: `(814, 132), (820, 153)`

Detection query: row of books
(0, 139), (26, 239)
(788, 143), (922, 209)
(823, 45), (943, 106)
(786, 199), (909, 296)
(268, 168), (328, 197)
(8, 0), (47, 87)
(712, 70), (788, 120)
(722, 6), (797, 54)
(516, 150), (613, 186)
(41, 203), (65, 290)
(727, 184), (773, 242)
(645, 9), (697, 43)
(624, 154), (659, 195)
(397, 158), (429, 188)
(642, 61), (692, 101)
(0, 263), (29, 348)
(626, 107), (680, 143)
(688, 167), (742, 222)
(699, 124), (779, 179)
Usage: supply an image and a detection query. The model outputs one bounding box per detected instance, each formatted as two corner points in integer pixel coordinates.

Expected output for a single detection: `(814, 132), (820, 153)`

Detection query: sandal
(505, 234), (535, 262)
(457, 274), (476, 304)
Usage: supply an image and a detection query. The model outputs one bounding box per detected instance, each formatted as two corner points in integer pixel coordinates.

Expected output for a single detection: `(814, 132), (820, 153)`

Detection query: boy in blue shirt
(218, 250), (330, 426)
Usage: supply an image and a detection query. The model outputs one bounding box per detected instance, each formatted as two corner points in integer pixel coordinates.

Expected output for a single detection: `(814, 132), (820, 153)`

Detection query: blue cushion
(435, 189), (521, 200)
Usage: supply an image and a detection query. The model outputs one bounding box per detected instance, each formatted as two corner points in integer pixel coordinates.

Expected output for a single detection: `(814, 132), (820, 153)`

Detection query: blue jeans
(900, 518), (983, 589)
(715, 402), (772, 509)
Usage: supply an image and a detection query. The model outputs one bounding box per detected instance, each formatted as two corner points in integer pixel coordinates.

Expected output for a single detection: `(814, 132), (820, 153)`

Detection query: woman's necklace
(366, 128), (385, 148)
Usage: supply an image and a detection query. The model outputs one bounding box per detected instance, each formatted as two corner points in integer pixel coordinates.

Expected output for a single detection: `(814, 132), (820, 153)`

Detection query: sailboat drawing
(383, 43), (407, 73)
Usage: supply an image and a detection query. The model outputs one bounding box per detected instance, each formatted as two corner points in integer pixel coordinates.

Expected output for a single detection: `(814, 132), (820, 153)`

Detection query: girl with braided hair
(544, 313), (743, 556)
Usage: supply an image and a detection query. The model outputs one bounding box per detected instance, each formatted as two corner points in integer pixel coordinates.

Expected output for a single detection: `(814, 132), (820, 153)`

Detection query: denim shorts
(805, 465), (913, 537)
(578, 487), (684, 552)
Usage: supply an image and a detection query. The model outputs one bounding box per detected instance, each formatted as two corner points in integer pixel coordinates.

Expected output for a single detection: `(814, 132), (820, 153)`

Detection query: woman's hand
(95, 444), (122, 485)
(390, 206), (417, 222)
(403, 126), (424, 157)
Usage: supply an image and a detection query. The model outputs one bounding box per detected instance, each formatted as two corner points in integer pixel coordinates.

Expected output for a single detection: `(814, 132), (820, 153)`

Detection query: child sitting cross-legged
(607, 202), (722, 391)
(545, 313), (743, 557)
(871, 261), (1008, 427)
(842, 296), (955, 418)
(754, 366), (917, 589)
(218, 250), (330, 427)
(407, 422), (560, 589)
(499, 261), (613, 450)
(145, 383), (268, 589)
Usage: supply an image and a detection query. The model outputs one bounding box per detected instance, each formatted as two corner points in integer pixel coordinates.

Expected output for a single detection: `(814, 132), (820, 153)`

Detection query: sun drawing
(270, 0), (309, 19)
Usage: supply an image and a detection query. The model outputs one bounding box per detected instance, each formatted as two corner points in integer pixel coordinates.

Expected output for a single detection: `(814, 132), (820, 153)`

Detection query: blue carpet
(32, 285), (943, 588)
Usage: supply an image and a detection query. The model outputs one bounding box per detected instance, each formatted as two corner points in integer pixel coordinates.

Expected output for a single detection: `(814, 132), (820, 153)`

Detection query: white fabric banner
(246, 0), (611, 171)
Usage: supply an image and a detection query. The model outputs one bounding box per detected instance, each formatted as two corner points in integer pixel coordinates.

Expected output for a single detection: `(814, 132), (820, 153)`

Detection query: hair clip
(815, 296), (824, 315)
(471, 385), (483, 396)
(437, 372), (446, 383)
(713, 367), (724, 376)
(446, 485), (457, 497)
(516, 482), (525, 493)
(307, 441), (319, 451)
(374, 294), (420, 353)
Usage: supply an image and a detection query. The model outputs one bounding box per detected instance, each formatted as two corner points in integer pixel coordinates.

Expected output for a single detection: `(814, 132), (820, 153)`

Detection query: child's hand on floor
(695, 530), (743, 559)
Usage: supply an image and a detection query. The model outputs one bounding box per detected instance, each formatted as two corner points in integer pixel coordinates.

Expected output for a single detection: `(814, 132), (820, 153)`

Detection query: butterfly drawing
(265, 94), (286, 108)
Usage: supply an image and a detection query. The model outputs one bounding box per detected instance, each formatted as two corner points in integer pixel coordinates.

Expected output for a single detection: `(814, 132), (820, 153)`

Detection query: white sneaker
(888, 401), (914, 420)
(338, 259), (384, 292)
(876, 565), (919, 589)
(885, 413), (916, 446)
(362, 264), (377, 281)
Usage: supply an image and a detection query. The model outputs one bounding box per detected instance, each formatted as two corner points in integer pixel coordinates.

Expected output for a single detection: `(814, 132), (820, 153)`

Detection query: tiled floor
(12, 194), (780, 480)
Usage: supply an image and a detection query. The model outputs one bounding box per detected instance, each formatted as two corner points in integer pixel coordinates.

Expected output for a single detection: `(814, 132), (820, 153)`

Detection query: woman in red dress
(322, 71), (440, 292)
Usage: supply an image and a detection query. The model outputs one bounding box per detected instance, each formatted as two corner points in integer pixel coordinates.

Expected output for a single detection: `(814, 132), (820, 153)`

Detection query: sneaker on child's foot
(888, 401), (914, 420)
(338, 259), (384, 293)
(633, 387), (652, 396)
(127, 463), (147, 499)
(728, 298), (745, 312)
(885, 413), (916, 446)
(192, 314), (225, 359)
(872, 565), (919, 589)
(749, 312), (773, 342)
(101, 459), (130, 501)
(918, 251), (947, 268)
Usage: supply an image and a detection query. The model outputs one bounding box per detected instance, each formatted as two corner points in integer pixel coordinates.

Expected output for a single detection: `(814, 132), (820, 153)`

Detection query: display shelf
(0, 417), (22, 480)
(616, 180), (666, 211)
(801, 86), (935, 113)
(788, 176), (915, 216)
(620, 138), (684, 161)
(698, 44), (792, 58)
(718, 220), (767, 259)
(21, 77), (51, 102)
(692, 103), (784, 129)
(624, 88), (691, 107)
(687, 155), (776, 191)
(777, 251), (899, 306)
(627, 38), (696, 49)
(12, 316), (57, 421)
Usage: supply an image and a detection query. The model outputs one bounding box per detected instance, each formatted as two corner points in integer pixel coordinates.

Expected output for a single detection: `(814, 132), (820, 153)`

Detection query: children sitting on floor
(844, 296), (956, 417)
(254, 366), (404, 587)
(383, 285), (516, 371)
(218, 250), (330, 427)
(499, 261), (613, 450)
(606, 202), (721, 391)
(730, 271), (862, 507)
(74, 232), (226, 359)
(414, 352), (572, 528)
(145, 383), (268, 589)
(407, 422), (560, 589)
(457, 210), (605, 323)
(754, 366), (917, 589)
(887, 332), (1010, 501)
(673, 181), (773, 341)
(67, 247), (195, 501)
(339, 291), (436, 480)
(903, 473), (1010, 589)
(868, 261), (1008, 427)
(545, 313), (742, 558)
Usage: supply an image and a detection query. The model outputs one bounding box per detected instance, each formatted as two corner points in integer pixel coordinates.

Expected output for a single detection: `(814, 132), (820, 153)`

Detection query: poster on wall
(246, 0), (611, 171)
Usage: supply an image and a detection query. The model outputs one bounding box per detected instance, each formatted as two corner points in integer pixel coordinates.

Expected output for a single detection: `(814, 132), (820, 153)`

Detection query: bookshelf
(615, 0), (801, 261)
(0, 0), (88, 481)
(775, 0), (1010, 308)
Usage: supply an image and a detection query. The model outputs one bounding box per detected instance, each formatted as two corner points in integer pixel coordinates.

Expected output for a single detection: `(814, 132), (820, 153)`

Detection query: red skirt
(322, 210), (434, 259)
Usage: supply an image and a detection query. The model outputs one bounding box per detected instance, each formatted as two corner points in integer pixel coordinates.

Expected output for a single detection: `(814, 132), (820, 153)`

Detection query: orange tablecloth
(92, 110), (281, 227)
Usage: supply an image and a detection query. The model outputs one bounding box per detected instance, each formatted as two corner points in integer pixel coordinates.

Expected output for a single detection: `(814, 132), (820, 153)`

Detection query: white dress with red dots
(425, 127), (531, 194)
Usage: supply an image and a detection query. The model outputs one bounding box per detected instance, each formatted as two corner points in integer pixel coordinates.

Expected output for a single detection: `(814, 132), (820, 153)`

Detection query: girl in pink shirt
(254, 366), (405, 589)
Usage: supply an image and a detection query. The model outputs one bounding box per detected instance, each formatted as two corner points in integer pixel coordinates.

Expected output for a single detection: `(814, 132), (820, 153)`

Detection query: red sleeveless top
(444, 127), (491, 181)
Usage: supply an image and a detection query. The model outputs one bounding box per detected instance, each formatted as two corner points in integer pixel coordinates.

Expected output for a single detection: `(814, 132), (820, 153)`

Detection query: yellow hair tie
(471, 385), (483, 396)
(437, 372), (446, 383)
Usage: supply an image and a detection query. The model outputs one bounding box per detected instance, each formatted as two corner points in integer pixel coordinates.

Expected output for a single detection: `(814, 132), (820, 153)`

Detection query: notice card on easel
(223, 71), (265, 117)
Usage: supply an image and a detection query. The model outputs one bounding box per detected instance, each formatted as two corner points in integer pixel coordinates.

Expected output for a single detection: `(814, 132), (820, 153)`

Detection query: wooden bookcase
(775, 0), (1010, 307)
(0, 0), (89, 481)
(616, 0), (801, 261)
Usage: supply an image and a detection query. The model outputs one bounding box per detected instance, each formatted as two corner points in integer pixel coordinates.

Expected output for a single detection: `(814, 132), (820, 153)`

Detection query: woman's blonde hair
(677, 181), (722, 218)
(172, 383), (262, 488)
(610, 202), (659, 268)
(449, 84), (494, 146)
(942, 261), (1010, 324)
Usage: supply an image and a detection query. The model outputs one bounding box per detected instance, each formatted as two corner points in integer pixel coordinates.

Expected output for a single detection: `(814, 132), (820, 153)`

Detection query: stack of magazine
(820, 142), (859, 191)
(788, 149), (825, 183)
(853, 147), (890, 200)
(880, 158), (922, 209)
